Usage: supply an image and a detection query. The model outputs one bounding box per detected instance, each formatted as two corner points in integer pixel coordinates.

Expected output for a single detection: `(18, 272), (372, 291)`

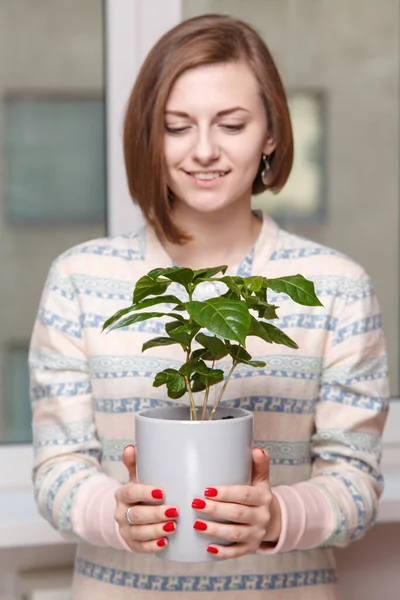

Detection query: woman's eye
(221, 124), (246, 132)
(165, 125), (189, 134)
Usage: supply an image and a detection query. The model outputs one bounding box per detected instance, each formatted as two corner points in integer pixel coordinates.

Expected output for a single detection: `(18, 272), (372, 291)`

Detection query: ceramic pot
(135, 405), (253, 562)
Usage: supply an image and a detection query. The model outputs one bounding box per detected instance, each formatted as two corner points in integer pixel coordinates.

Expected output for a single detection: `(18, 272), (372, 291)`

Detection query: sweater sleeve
(29, 258), (128, 550)
(279, 271), (389, 552)
(259, 271), (389, 553)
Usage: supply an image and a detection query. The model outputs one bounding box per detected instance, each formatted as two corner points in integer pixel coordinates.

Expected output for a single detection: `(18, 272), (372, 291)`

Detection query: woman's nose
(192, 130), (220, 164)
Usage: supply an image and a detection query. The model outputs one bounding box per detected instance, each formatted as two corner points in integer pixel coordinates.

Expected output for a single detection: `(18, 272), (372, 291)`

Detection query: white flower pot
(135, 406), (253, 562)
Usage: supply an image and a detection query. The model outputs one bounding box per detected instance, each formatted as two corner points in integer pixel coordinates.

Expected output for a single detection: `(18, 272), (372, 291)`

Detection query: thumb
(122, 444), (137, 483)
(251, 446), (270, 486)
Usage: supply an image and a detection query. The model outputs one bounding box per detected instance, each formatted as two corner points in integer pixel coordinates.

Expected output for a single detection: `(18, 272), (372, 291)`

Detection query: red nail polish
(157, 538), (167, 547)
(204, 487), (218, 497)
(193, 520), (207, 531)
(192, 498), (206, 509)
(163, 521), (175, 533)
(165, 508), (179, 518)
(207, 546), (219, 554)
(152, 489), (163, 499)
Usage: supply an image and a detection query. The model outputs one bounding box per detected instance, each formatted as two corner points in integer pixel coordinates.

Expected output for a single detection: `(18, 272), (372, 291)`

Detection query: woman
(30, 14), (389, 600)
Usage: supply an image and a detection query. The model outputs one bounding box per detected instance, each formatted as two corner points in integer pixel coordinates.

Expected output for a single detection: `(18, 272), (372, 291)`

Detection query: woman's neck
(160, 201), (262, 270)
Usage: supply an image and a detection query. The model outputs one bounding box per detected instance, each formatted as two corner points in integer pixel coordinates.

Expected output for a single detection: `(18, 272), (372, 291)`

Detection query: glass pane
(183, 0), (399, 394)
(4, 98), (106, 224)
(0, 0), (106, 444)
(2, 346), (31, 443)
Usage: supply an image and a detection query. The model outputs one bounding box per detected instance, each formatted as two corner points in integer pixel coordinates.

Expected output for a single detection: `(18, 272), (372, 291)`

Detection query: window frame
(1, 0), (399, 541)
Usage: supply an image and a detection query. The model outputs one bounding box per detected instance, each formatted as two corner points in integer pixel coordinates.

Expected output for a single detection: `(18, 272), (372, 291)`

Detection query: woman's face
(163, 61), (275, 216)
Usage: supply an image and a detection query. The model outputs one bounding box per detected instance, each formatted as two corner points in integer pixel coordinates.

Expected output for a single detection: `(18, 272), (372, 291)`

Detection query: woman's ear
(263, 135), (276, 157)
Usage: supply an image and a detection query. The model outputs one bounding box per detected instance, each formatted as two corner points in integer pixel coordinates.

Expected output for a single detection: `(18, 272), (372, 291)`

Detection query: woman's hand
(191, 447), (281, 559)
(115, 445), (179, 553)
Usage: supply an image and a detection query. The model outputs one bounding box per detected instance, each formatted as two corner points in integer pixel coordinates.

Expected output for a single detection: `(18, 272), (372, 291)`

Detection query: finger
(200, 485), (262, 507)
(251, 447), (270, 486)
(116, 483), (166, 506)
(130, 537), (170, 554)
(118, 502), (179, 525)
(191, 497), (252, 524)
(205, 542), (250, 560)
(122, 444), (137, 482)
(127, 520), (177, 542)
(193, 519), (249, 543)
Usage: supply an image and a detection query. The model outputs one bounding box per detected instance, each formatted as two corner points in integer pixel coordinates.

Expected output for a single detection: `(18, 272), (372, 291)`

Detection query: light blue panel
(2, 347), (32, 443)
(3, 98), (106, 223)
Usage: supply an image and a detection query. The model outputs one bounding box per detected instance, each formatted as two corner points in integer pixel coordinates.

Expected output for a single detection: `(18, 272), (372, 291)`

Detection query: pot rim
(135, 406), (253, 424)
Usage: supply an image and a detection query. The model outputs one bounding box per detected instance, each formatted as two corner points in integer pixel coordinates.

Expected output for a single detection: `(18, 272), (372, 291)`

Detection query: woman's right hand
(114, 445), (179, 553)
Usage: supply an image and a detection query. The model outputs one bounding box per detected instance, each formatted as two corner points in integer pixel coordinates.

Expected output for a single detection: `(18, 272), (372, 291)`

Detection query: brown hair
(124, 14), (293, 244)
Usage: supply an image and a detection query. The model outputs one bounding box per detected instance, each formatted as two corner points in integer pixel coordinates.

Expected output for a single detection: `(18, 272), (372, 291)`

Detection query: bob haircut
(124, 14), (293, 244)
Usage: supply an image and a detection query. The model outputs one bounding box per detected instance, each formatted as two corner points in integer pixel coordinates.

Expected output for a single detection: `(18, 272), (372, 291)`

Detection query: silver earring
(261, 154), (271, 185)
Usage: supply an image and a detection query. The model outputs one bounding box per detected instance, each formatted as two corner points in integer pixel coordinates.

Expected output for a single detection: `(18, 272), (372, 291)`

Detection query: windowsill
(1, 402), (399, 549)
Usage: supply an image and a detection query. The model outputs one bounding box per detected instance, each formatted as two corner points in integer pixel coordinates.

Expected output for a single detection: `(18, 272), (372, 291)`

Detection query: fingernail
(207, 545), (218, 554)
(157, 538), (167, 547)
(193, 520), (207, 531)
(152, 489), (163, 499)
(163, 521), (175, 533)
(254, 446), (265, 454)
(191, 498), (206, 510)
(165, 508), (179, 518)
(204, 487), (218, 497)
(124, 444), (135, 450)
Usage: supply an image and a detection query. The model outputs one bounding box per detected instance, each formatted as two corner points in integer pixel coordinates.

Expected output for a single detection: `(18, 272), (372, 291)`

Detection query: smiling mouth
(185, 171), (230, 180)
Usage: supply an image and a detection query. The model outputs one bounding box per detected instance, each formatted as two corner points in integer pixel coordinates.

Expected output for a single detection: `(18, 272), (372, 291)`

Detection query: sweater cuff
(258, 482), (334, 554)
(72, 474), (131, 551)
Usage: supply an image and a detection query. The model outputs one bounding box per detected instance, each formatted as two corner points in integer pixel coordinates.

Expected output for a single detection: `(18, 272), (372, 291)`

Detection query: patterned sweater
(29, 213), (389, 599)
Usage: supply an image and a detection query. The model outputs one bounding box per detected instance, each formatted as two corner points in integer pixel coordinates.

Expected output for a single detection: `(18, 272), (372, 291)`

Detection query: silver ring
(125, 506), (135, 526)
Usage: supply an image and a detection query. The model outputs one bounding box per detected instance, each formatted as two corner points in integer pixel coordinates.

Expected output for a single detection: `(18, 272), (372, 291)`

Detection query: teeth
(192, 172), (226, 180)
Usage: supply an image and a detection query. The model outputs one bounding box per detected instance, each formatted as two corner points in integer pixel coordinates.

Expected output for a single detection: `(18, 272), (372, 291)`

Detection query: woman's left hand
(191, 447), (281, 559)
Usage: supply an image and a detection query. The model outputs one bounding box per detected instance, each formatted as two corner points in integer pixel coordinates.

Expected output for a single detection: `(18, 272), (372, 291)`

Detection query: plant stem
(209, 361), (237, 421)
(184, 287), (197, 421)
(201, 359), (215, 420)
(201, 386), (210, 421)
(185, 348), (197, 421)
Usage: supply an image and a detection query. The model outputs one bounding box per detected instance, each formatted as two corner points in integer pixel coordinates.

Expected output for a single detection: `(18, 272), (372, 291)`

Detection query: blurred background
(0, 0), (398, 598)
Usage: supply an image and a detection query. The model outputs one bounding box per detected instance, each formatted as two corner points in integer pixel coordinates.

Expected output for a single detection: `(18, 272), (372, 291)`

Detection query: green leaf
(188, 367), (224, 390)
(248, 317), (298, 349)
(142, 337), (181, 352)
(220, 289), (239, 300)
(167, 388), (187, 399)
(226, 343), (266, 367)
(168, 323), (200, 348)
(217, 276), (242, 297)
(190, 374), (207, 392)
(102, 305), (136, 332)
(157, 267), (194, 287)
(261, 322), (299, 349)
(195, 332), (228, 360)
(186, 298), (251, 346)
(147, 268), (168, 281)
(190, 348), (208, 361)
(106, 311), (166, 332)
(133, 295), (184, 310)
(153, 369), (187, 397)
(266, 275), (323, 307)
(243, 276), (265, 293)
(245, 297), (279, 320)
(133, 276), (171, 302)
(192, 265), (228, 282)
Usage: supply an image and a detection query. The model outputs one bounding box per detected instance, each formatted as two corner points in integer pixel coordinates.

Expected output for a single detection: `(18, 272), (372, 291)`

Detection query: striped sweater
(29, 213), (389, 599)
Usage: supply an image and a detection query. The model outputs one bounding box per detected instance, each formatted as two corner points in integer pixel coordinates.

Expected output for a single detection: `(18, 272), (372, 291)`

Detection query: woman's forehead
(166, 62), (262, 114)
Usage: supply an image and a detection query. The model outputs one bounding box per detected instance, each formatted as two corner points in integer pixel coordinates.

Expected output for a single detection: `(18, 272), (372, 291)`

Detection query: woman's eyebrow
(165, 106), (250, 118)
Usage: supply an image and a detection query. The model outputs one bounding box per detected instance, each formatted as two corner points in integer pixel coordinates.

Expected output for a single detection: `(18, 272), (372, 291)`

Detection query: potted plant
(103, 266), (322, 562)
